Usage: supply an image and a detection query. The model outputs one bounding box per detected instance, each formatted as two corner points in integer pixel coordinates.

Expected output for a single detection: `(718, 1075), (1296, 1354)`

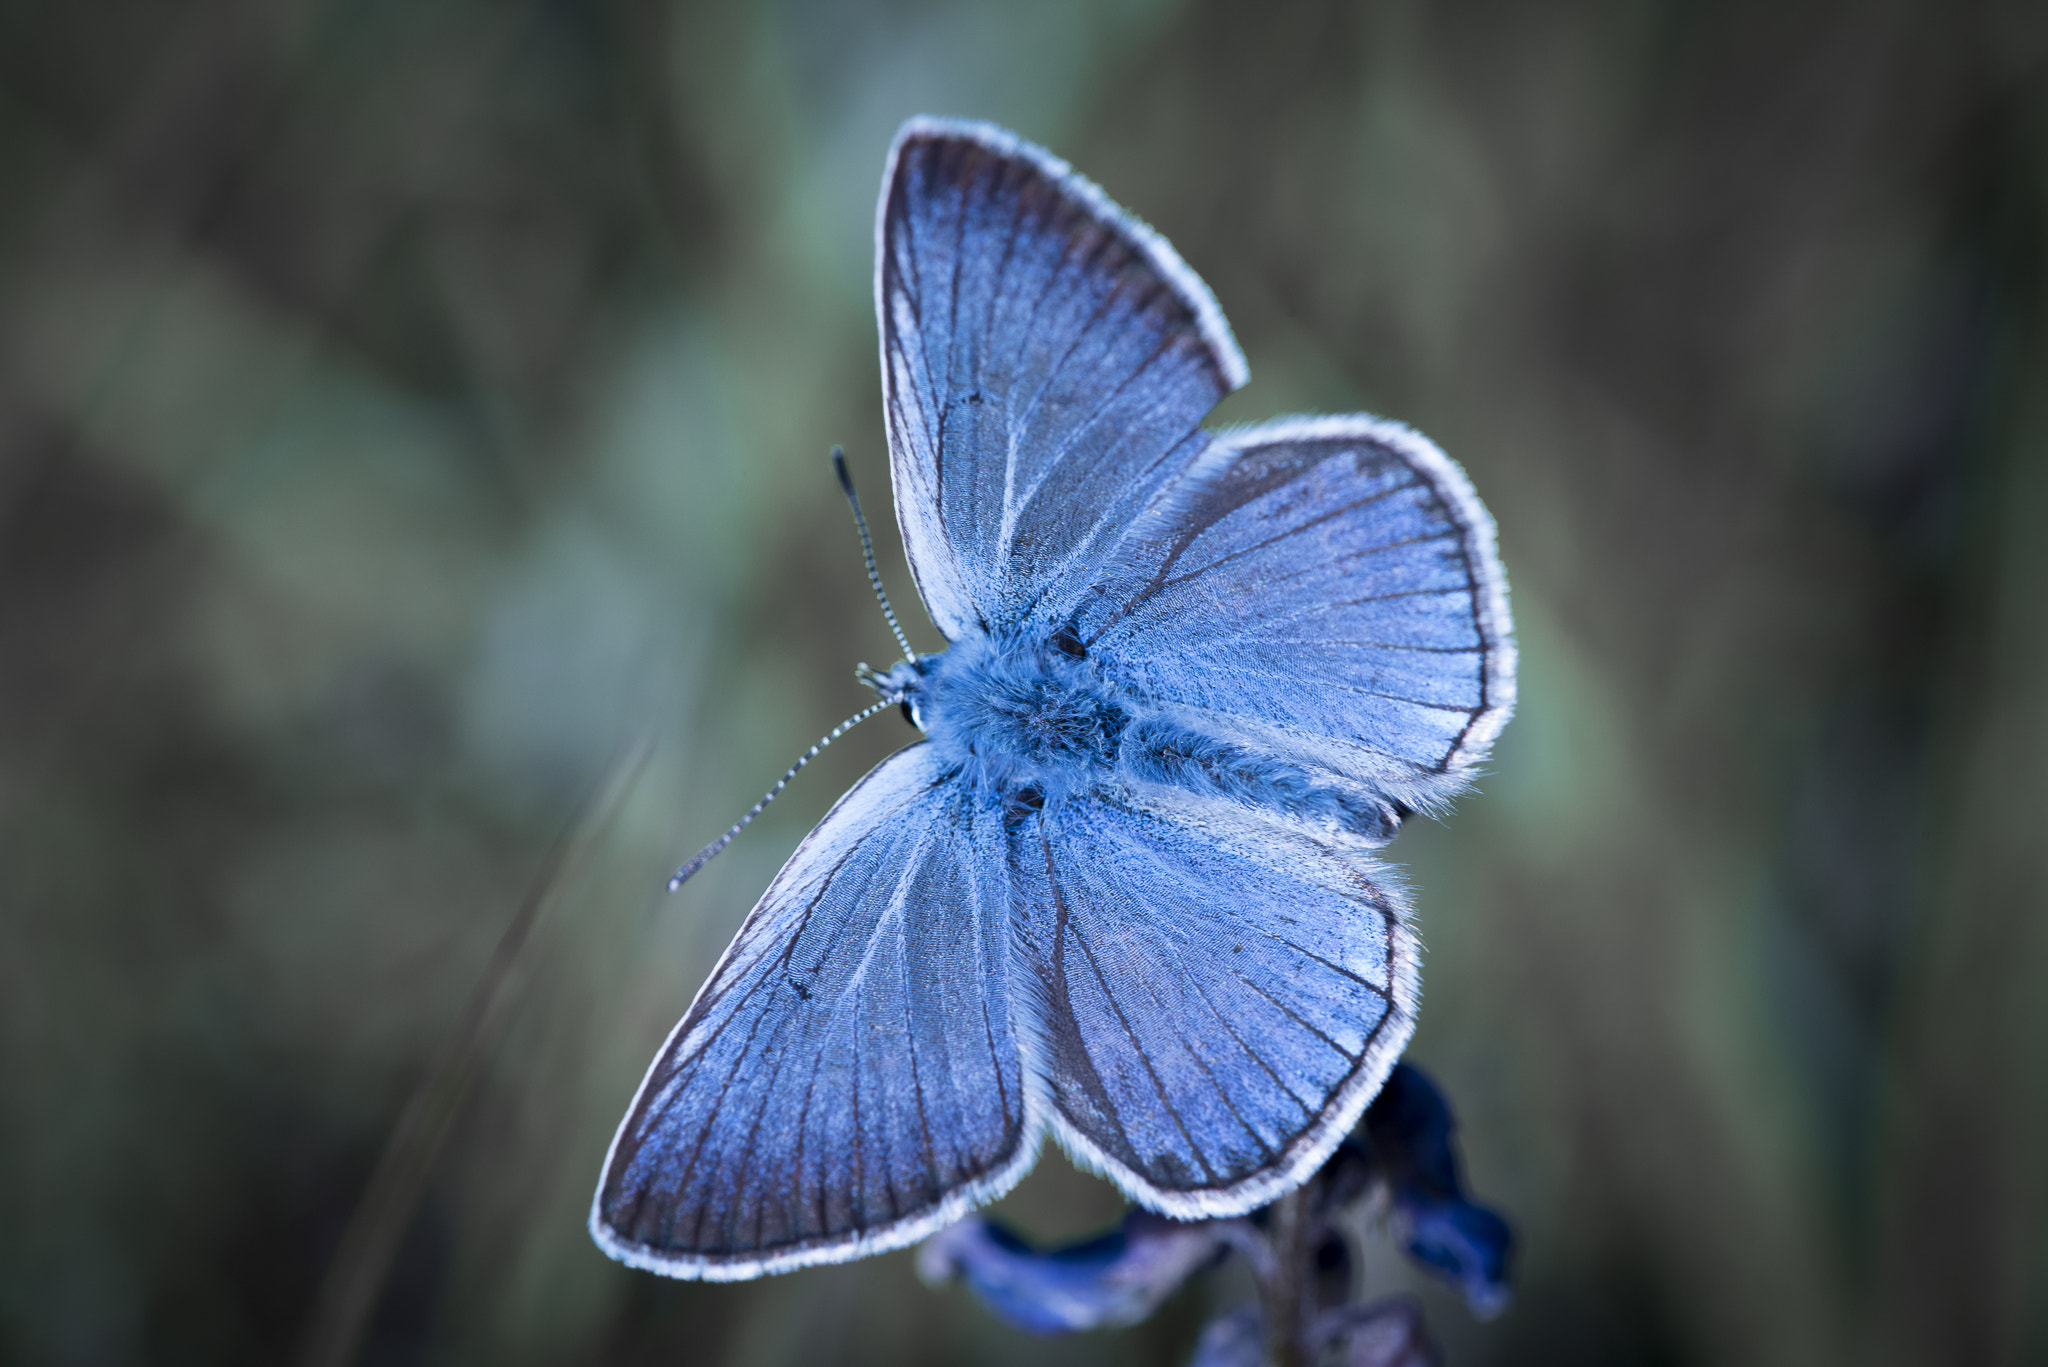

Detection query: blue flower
(1187, 1298), (1438, 1367)
(920, 1064), (1513, 1348)
(1360, 1065), (1515, 1318)
(916, 1209), (1225, 1334)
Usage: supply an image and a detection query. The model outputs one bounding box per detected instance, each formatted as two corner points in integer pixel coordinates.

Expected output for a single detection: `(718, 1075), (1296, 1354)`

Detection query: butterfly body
(892, 621), (1412, 848)
(592, 117), (1514, 1282)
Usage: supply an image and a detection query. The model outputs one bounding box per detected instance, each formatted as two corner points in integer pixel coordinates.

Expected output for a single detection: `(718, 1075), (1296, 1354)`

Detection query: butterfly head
(860, 655), (936, 732)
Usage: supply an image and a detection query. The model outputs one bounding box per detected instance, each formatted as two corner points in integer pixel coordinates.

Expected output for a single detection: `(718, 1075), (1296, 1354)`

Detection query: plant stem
(1260, 1183), (1314, 1367)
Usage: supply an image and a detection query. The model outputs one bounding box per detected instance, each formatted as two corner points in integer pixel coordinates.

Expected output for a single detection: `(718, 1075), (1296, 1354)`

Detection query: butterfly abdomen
(904, 629), (1404, 843)
(1119, 716), (1408, 843)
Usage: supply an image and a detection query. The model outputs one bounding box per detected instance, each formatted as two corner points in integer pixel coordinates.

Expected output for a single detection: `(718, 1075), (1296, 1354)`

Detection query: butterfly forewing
(1007, 784), (1417, 1217)
(592, 746), (1032, 1279)
(1079, 415), (1515, 811)
(877, 118), (1247, 641)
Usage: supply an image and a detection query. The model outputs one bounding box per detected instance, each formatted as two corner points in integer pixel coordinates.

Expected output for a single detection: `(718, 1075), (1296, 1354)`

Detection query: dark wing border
(875, 114), (1249, 397)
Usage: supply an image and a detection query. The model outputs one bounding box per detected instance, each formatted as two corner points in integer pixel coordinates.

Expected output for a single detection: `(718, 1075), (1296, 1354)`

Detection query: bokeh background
(4, 1), (2046, 1363)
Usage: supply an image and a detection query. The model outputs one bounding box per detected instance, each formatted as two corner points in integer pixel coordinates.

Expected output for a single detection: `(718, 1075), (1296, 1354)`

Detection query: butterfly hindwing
(591, 746), (1033, 1279)
(1079, 415), (1515, 813)
(1006, 782), (1418, 1216)
(877, 117), (1247, 641)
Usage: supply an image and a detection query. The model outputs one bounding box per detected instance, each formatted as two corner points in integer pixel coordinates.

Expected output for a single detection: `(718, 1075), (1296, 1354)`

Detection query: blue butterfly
(590, 117), (1515, 1281)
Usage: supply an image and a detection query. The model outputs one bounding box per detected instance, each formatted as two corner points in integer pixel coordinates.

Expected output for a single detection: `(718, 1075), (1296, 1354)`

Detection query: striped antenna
(667, 697), (894, 892)
(833, 447), (915, 662)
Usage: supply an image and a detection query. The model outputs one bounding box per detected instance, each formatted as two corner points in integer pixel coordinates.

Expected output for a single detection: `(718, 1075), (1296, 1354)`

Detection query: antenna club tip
(831, 447), (855, 495)
(666, 875), (685, 892)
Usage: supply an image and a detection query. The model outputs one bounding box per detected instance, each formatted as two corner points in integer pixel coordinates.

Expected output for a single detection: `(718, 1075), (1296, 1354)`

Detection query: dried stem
(1258, 1183), (1315, 1367)
(294, 740), (651, 1367)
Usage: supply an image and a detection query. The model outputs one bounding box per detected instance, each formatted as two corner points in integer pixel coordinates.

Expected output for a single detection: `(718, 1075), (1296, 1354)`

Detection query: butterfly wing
(591, 746), (1033, 1279)
(878, 123), (1511, 809)
(1007, 782), (1418, 1216)
(1080, 415), (1515, 816)
(876, 117), (1247, 641)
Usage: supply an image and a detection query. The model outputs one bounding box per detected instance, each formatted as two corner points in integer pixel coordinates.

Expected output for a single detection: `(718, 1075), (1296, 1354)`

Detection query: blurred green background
(3, 1), (2046, 1363)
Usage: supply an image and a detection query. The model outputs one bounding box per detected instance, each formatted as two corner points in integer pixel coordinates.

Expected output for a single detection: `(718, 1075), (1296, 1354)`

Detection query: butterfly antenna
(833, 446), (916, 662)
(666, 697), (895, 892)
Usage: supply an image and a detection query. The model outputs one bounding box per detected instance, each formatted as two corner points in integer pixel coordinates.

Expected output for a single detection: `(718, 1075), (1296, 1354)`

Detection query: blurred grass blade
(295, 739), (653, 1367)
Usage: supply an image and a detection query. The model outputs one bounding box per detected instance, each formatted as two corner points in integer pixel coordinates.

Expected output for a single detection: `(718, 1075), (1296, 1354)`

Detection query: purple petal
(1189, 1298), (1440, 1367)
(1186, 1307), (1263, 1367)
(918, 1210), (1223, 1335)
(1315, 1296), (1441, 1367)
(1365, 1065), (1515, 1317)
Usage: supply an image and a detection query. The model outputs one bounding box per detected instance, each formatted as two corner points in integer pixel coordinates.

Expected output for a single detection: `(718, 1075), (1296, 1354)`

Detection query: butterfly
(590, 117), (1515, 1281)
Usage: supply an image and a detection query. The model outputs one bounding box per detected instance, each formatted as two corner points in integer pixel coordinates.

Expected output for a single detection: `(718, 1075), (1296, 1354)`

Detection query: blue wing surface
(1006, 781), (1418, 1217)
(591, 746), (1034, 1279)
(876, 117), (1247, 642)
(1079, 415), (1516, 815)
